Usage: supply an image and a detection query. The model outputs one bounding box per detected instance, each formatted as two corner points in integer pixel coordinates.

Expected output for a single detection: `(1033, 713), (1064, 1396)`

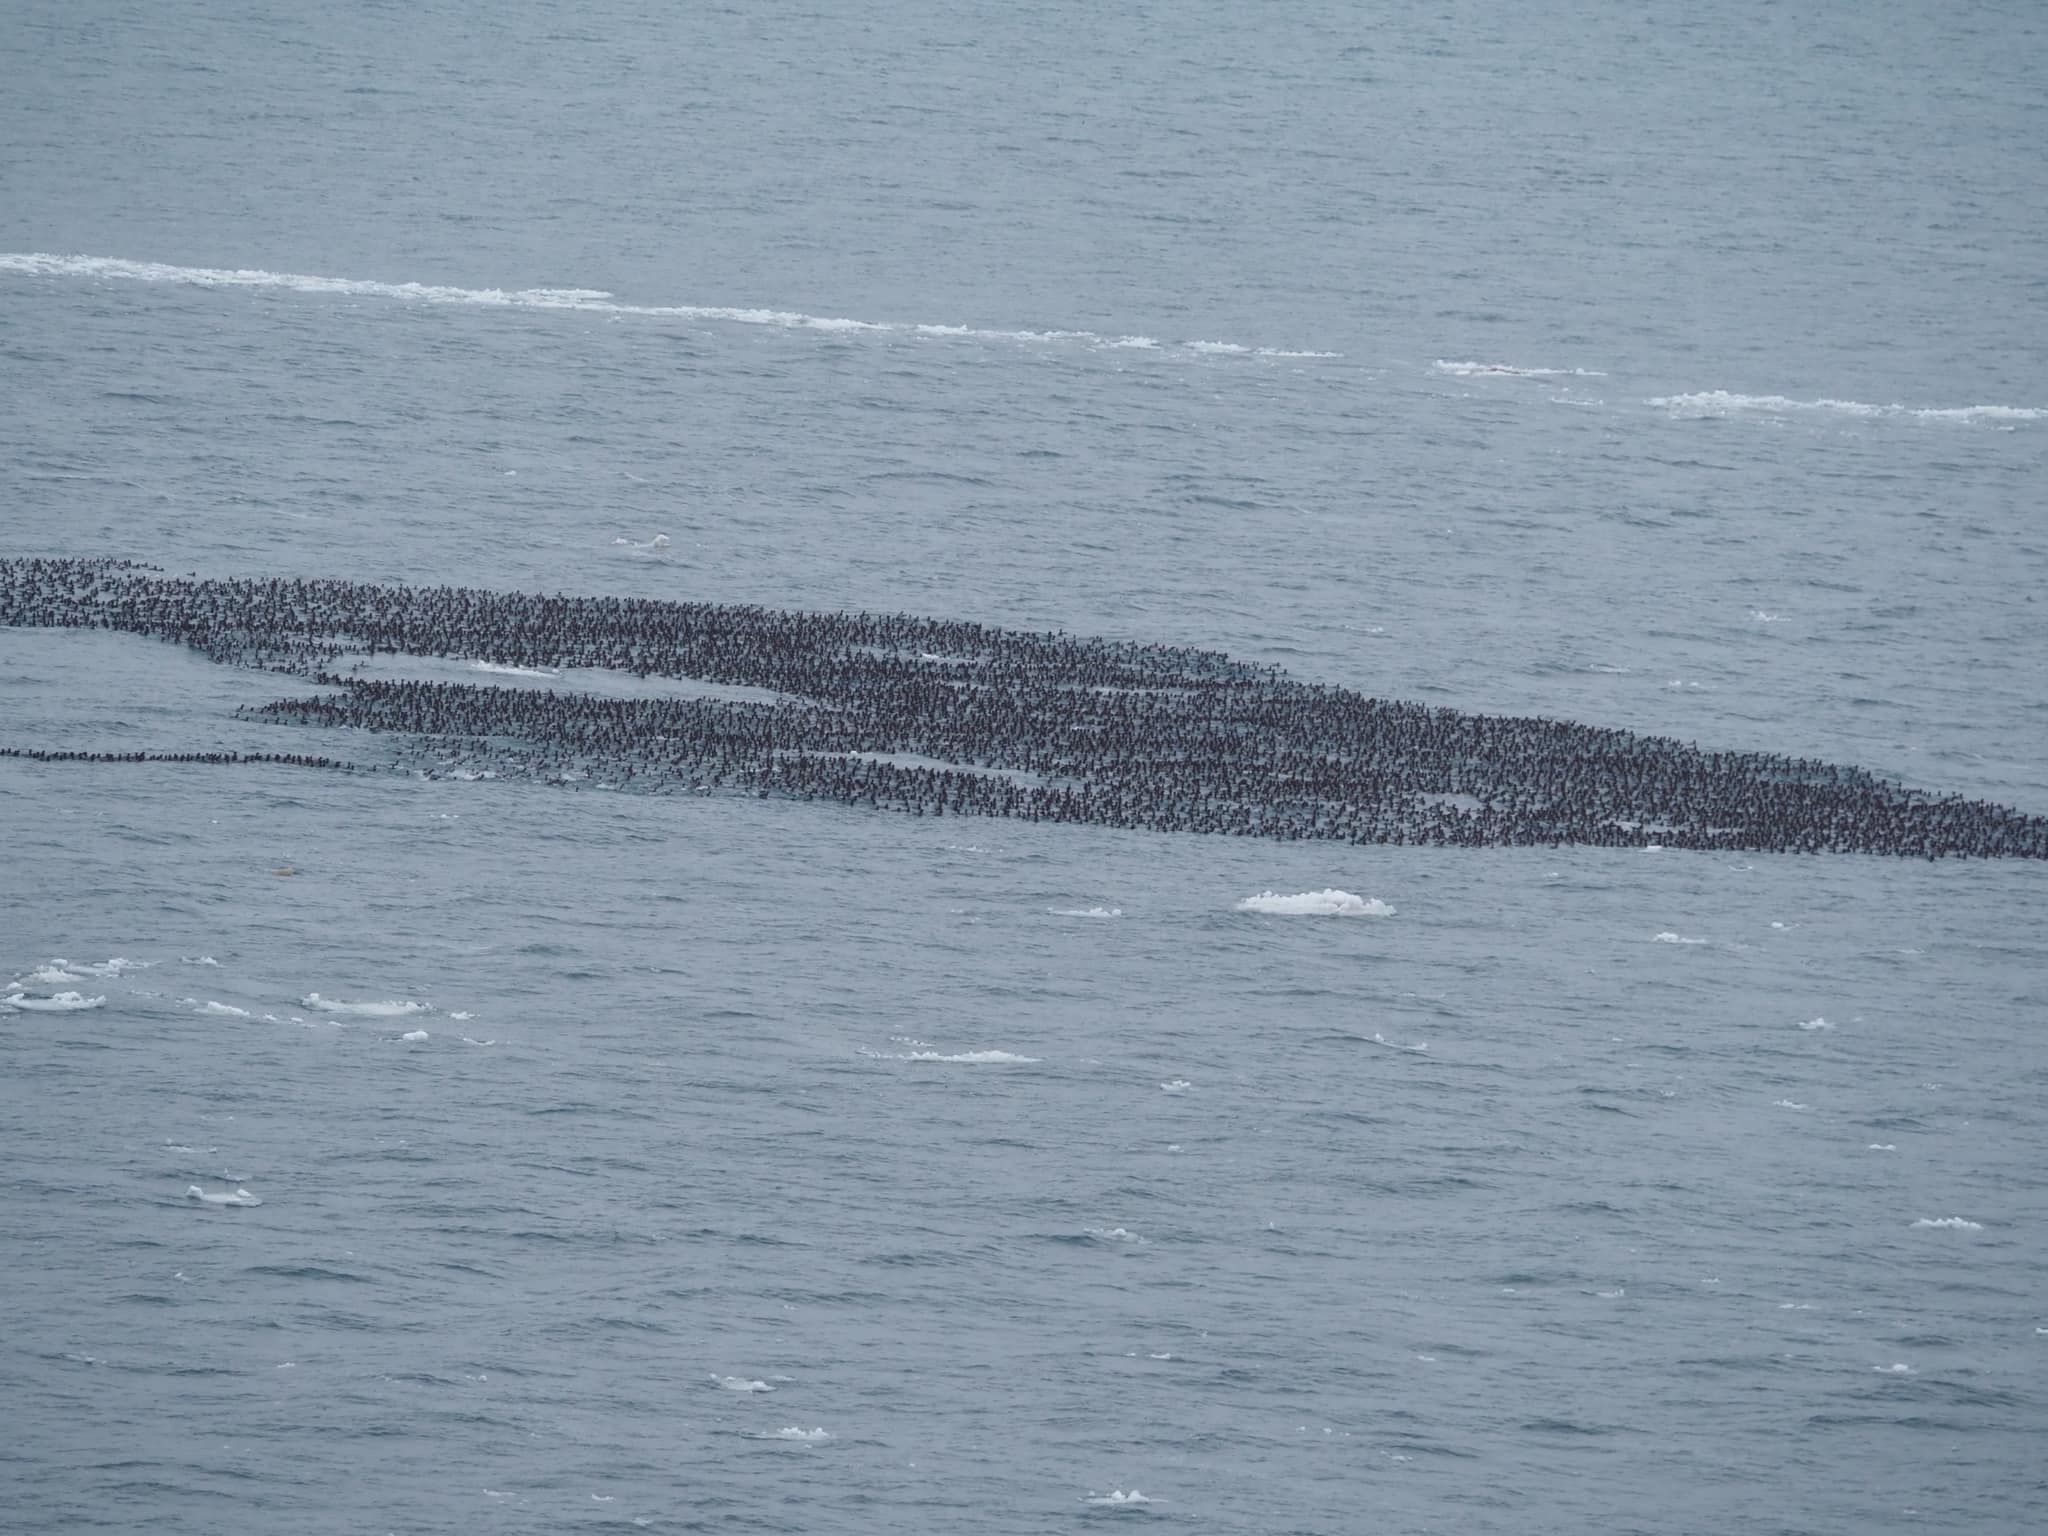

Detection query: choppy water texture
(3, 2), (2046, 1532)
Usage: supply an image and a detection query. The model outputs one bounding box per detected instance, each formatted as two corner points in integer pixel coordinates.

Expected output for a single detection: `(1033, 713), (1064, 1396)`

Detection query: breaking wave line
(0, 252), (1337, 361)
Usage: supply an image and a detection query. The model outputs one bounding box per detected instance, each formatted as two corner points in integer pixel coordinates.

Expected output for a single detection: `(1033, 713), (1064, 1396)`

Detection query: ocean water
(3, 2), (2046, 1531)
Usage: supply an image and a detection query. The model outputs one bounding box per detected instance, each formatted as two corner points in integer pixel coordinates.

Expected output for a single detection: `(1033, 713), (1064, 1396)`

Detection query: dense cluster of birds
(4, 556), (2043, 859)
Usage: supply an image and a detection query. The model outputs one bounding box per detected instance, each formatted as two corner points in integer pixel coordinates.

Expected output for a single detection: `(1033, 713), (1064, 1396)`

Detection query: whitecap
(1868, 1144), (1897, 1151)
(712, 1375), (773, 1392)
(1912, 1217), (1982, 1231)
(1653, 932), (1706, 945)
(1797, 1017), (1833, 1030)
(1649, 390), (2044, 423)
(200, 1002), (251, 1018)
(1084, 1489), (1154, 1507)
(1874, 1363), (1915, 1374)
(902, 1049), (1039, 1064)
(1235, 889), (1393, 917)
(1086, 1227), (1144, 1243)
(767, 1427), (831, 1442)
(1433, 359), (1605, 379)
(302, 993), (429, 1017)
(1159, 1079), (1192, 1094)
(186, 1185), (262, 1207)
(1049, 906), (1122, 918)
(10, 991), (105, 1011)
(0, 253), (1334, 364)
(1773, 1099), (1808, 1110)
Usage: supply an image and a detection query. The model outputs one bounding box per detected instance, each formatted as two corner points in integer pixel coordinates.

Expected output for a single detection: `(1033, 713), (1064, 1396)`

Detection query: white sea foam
(1434, 359), (1606, 378)
(1874, 1363), (1915, 1375)
(1235, 889), (1394, 917)
(1160, 1079), (1193, 1093)
(1912, 1217), (1983, 1231)
(186, 1185), (262, 1207)
(1869, 1144), (1897, 1151)
(902, 1049), (1039, 1064)
(1653, 932), (1706, 945)
(712, 1375), (773, 1393)
(1049, 906), (1122, 918)
(1087, 1227), (1144, 1243)
(1368, 1032), (1429, 1053)
(1084, 1489), (1154, 1507)
(185, 955), (220, 966)
(302, 993), (429, 1017)
(612, 533), (672, 552)
(201, 1002), (251, 1018)
(10, 991), (105, 1011)
(1797, 1017), (1834, 1031)
(1649, 390), (2044, 423)
(400, 1029), (431, 1042)
(1773, 1099), (1808, 1110)
(767, 1427), (831, 1442)
(0, 253), (1336, 361)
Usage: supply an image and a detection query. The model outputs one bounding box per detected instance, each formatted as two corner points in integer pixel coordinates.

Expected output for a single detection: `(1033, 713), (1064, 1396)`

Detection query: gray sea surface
(3, 2), (2046, 1532)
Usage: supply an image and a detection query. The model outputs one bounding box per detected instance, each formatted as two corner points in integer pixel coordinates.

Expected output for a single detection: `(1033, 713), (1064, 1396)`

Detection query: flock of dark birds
(4, 556), (2043, 860)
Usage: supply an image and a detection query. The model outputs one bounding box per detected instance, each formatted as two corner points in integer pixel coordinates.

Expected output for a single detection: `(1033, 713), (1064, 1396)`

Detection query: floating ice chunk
(400, 1029), (430, 1042)
(201, 1002), (251, 1018)
(10, 991), (105, 1011)
(302, 993), (429, 1017)
(1235, 889), (1393, 917)
(186, 1185), (262, 1207)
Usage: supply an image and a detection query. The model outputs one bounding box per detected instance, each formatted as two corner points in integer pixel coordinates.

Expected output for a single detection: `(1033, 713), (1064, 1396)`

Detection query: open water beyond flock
(3, 2), (2046, 1532)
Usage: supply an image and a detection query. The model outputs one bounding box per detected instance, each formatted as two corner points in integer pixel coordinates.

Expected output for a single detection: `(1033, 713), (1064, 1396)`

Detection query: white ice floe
(186, 1185), (262, 1207)
(1084, 1489), (1154, 1507)
(302, 993), (429, 1017)
(400, 1029), (430, 1042)
(1433, 359), (1604, 379)
(1235, 889), (1393, 917)
(201, 1002), (251, 1018)
(9, 991), (106, 1011)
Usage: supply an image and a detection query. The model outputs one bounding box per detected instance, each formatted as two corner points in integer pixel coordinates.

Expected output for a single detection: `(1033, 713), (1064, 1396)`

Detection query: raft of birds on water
(3, 557), (2042, 861)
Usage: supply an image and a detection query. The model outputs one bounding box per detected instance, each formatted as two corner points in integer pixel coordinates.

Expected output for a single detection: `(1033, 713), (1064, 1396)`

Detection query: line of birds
(3, 556), (2041, 859)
